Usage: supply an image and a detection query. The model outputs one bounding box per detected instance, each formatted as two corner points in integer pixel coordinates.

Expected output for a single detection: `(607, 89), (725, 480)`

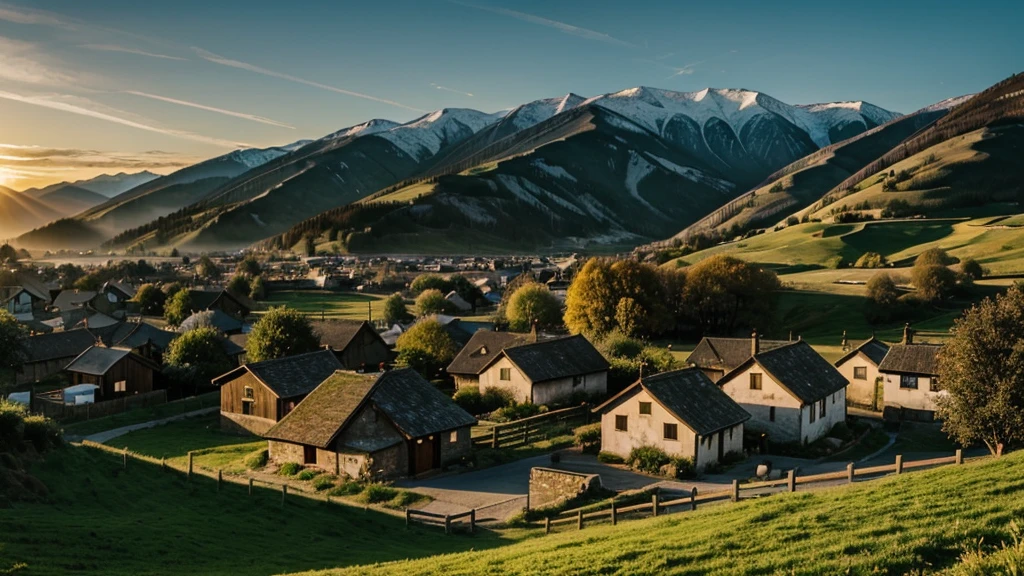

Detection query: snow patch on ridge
(531, 159), (577, 183)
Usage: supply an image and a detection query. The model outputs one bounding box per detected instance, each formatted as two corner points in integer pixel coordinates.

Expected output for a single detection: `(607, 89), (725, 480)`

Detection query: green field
(104, 414), (265, 474)
(297, 452), (1024, 575)
(0, 446), (505, 575)
(263, 290), (391, 321)
(64, 392), (220, 437)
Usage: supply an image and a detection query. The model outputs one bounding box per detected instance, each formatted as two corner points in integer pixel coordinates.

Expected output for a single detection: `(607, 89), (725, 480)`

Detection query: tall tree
(936, 284), (1024, 456)
(505, 282), (562, 332)
(133, 283), (167, 316)
(195, 255), (221, 280)
(395, 320), (457, 379)
(383, 293), (409, 326)
(236, 256), (262, 277)
(245, 306), (320, 362)
(164, 327), (234, 390)
(164, 289), (194, 327)
(415, 289), (453, 317)
(681, 255), (780, 335)
(226, 274), (251, 299)
(0, 310), (25, 393)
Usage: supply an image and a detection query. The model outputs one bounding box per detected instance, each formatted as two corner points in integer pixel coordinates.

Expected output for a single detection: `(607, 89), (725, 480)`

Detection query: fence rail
(534, 449), (970, 534)
(406, 508), (476, 534)
(33, 389), (169, 423)
(472, 405), (591, 449)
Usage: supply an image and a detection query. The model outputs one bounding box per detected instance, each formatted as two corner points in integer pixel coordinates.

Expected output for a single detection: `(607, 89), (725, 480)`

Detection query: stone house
(264, 368), (476, 479)
(834, 336), (890, 410)
(717, 337), (848, 445)
(213, 349), (343, 434)
(477, 335), (609, 405)
(446, 330), (530, 390)
(687, 335), (791, 382)
(310, 319), (392, 371)
(877, 326), (944, 421)
(594, 368), (750, 471)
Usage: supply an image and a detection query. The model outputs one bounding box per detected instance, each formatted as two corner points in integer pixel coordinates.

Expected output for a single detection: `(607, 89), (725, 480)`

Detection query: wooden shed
(63, 346), (160, 401)
(310, 319), (392, 371)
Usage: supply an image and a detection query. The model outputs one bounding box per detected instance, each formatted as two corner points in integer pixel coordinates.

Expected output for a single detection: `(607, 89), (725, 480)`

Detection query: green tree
(162, 282), (184, 298)
(915, 248), (953, 268)
(394, 320), (457, 378)
(226, 274), (251, 298)
(236, 256), (262, 277)
(854, 252), (886, 268)
(867, 272), (900, 307)
(196, 255), (221, 280)
(447, 274), (482, 306)
(614, 297), (646, 338)
(245, 306), (320, 362)
(912, 264), (957, 302)
(0, 244), (17, 263)
(383, 293), (409, 325)
(164, 327), (234, 389)
(132, 283), (167, 316)
(681, 255), (780, 335)
(936, 285), (1024, 456)
(164, 289), (194, 327)
(960, 257), (984, 280)
(73, 273), (102, 291)
(415, 289), (454, 317)
(0, 310), (26, 392)
(505, 282), (562, 332)
(565, 258), (677, 337)
(249, 275), (266, 300)
(55, 263), (85, 289)
(410, 274), (450, 294)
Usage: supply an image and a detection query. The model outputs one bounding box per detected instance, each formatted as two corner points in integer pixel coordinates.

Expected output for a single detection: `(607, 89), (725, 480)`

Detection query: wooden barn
(264, 368), (476, 480)
(310, 319), (392, 371)
(213, 349), (343, 435)
(63, 346), (160, 401)
(18, 329), (99, 385)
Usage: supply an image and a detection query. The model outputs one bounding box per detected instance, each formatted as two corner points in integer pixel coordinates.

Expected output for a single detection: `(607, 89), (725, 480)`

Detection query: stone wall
(528, 467), (601, 510)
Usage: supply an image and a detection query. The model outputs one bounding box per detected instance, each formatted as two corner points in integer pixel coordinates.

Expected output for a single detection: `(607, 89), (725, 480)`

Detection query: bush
(21, 416), (61, 452)
(601, 331), (644, 359)
(312, 474), (337, 491)
(297, 469), (320, 481)
(704, 460), (724, 475)
(387, 490), (428, 509)
(328, 480), (365, 497)
(597, 451), (625, 464)
(453, 387), (485, 415)
(492, 403), (543, 423)
(244, 449), (269, 470)
(360, 484), (398, 504)
(574, 423), (601, 454)
(854, 252), (886, 268)
(721, 450), (745, 466)
(671, 456), (696, 479)
(961, 257), (984, 280)
(481, 387), (516, 412)
(626, 445), (670, 475)
(278, 462), (302, 476)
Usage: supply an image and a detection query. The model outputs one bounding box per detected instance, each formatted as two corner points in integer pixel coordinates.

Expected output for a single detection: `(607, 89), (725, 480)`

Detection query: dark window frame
(663, 423), (678, 441)
(614, 415), (628, 432)
(750, 373), (763, 390)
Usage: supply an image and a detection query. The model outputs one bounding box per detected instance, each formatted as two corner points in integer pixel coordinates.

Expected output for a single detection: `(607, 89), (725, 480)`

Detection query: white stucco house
(686, 335), (791, 382)
(877, 327), (944, 421)
(717, 337), (848, 445)
(834, 336), (890, 410)
(594, 368), (750, 471)
(477, 335), (608, 405)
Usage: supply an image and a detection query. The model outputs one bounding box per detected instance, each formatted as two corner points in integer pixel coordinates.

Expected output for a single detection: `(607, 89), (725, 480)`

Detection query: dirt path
(71, 407), (218, 444)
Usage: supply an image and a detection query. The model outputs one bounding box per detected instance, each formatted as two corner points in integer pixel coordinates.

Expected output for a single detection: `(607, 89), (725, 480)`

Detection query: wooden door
(412, 435), (437, 475)
(303, 445), (317, 465)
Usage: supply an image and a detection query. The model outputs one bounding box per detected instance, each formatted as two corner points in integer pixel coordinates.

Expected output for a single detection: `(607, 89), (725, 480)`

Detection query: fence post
(955, 449), (963, 465)
(731, 479), (739, 502)
(545, 516), (551, 534)
(281, 484), (287, 506)
(491, 427), (498, 449)
(652, 493), (659, 517)
(611, 501), (617, 526)
(444, 515), (452, 535)
(847, 462), (855, 483)
(690, 487), (698, 511)
(248, 478), (254, 496)
(122, 448), (128, 470)
(523, 428), (529, 445)
(470, 509), (476, 534)
(187, 451), (193, 481)
(405, 508), (411, 528)
(895, 454), (903, 475)
(577, 509), (583, 530)
(217, 470), (222, 492)
(787, 469), (796, 492)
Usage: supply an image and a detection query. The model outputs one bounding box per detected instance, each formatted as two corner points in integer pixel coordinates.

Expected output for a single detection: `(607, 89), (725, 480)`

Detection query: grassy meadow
(262, 290), (390, 321)
(63, 392), (220, 437)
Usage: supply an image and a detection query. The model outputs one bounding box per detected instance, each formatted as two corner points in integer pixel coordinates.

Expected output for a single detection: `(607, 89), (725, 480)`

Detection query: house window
(499, 368), (511, 381)
(615, 415), (628, 432)
(639, 402), (652, 415)
(663, 423), (678, 441)
(573, 375), (584, 387)
(114, 380), (126, 393)
(450, 430), (458, 443)
(854, 367), (867, 380)
(769, 406), (776, 422)
(832, 393), (836, 404)
(243, 386), (254, 399)
(929, 377), (940, 392)
(809, 405), (817, 424)
(750, 373), (763, 390)
(819, 398), (826, 418)
(900, 375), (918, 389)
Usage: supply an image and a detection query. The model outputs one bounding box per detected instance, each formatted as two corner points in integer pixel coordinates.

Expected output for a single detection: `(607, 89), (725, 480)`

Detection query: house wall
(367, 443), (406, 481)
(799, 388), (847, 445)
(336, 327), (392, 370)
(440, 426), (472, 466)
(71, 355), (154, 402)
(6, 291), (34, 320)
(452, 375), (479, 391)
(17, 358), (73, 385)
(335, 403), (408, 477)
(479, 357), (533, 403)
(836, 352), (881, 408)
(693, 424), (745, 471)
(720, 365), (804, 443)
(479, 356), (607, 405)
(219, 371), (279, 422)
(882, 372), (944, 413)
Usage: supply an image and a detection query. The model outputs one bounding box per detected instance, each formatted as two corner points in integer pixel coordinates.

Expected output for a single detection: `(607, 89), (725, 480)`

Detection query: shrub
(387, 490), (429, 509)
(960, 257), (984, 280)
(481, 387), (516, 412)
(328, 480), (365, 497)
(597, 451), (625, 464)
(671, 456), (696, 479)
(244, 449), (268, 470)
(626, 445), (670, 475)
(360, 484), (398, 504)
(601, 331), (644, 359)
(704, 461), (725, 475)
(278, 462), (302, 476)
(492, 403), (543, 423)
(915, 247), (953, 267)
(912, 264), (957, 302)
(312, 474), (337, 491)
(786, 216), (799, 227)
(854, 252), (886, 268)
(21, 416), (61, 452)
(721, 450), (745, 466)
(574, 423), (601, 454)
(453, 387), (485, 415)
(297, 469), (320, 481)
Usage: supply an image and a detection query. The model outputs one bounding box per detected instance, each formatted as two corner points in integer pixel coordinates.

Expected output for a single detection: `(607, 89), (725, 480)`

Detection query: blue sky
(0, 0), (1020, 188)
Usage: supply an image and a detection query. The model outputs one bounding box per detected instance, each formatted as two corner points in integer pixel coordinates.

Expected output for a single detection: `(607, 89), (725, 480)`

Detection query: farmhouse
(717, 337), (848, 444)
(687, 335), (791, 382)
(877, 326), (944, 421)
(63, 346), (161, 401)
(264, 369), (476, 479)
(594, 368), (750, 471)
(0, 272), (50, 321)
(310, 319), (391, 371)
(18, 329), (99, 385)
(213, 349), (343, 434)
(834, 336), (890, 410)
(477, 335), (609, 405)
(446, 330), (530, 390)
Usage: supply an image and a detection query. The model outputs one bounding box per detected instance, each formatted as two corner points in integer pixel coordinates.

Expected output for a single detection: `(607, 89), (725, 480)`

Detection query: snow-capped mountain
(325, 119), (400, 141)
(226, 140), (314, 169)
(374, 108), (508, 161)
(502, 93), (587, 132)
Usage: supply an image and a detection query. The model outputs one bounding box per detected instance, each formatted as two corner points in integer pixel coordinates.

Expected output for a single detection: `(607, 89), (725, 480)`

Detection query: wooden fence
(33, 389), (168, 423)
(406, 508), (476, 534)
(533, 450), (969, 534)
(473, 405), (592, 450)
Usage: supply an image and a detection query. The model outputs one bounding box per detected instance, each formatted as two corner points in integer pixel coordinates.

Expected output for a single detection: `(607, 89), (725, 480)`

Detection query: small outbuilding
(63, 346), (160, 401)
(477, 335), (609, 405)
(310, 319), (392, 371)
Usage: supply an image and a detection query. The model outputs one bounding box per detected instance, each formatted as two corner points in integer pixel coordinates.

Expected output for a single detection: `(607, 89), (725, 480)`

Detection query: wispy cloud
(451, 1), (635, 48)
(82, 44), (186, 61)
(0, 3), (75, 29)
(193, 48), (426, 113)
(430, 83), (474, 97)
(0, 143), (192, 170)
(0, 35), (82, 86)
(666, 63), (700, 79)
(0, 90), (248, 148)
(124, 90), (294, 129)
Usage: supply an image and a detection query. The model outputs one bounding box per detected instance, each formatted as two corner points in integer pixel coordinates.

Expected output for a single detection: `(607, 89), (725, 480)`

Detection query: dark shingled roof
(22, 329), (99, 363)
(64, 346), (131, 376)
(835, 337), (890, 367)
(497, 335), (609, 383)
(52, 289), (97, 312)
(311, 319), (385, 352)
(447, 330), (530, 376)
(687, 337), (791, 371)
(180, 309), (243, 334)
(878, 344), (942, 376)
(214, 349), (343, 398)
(726, 341), (848, 404)
(108, 322), (175, 351)
(265, 368), (476, 449)
(596, 368), (750, 436)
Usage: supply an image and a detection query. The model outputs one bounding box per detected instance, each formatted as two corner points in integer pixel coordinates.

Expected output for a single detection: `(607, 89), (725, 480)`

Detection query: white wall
(882, 372), (945, 412)
(836, 352), (880, 408)
(480, 356), (607, 405)
(800, 388), (847, 445)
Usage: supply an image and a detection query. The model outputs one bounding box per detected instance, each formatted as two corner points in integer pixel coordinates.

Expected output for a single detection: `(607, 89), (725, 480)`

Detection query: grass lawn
(63, 392), (220, 437)
(822, 427), (892, 462)
(300, 452), (1024, 575)
(0, 446), (511, 576)
(103, 414), (265, 475)
(262, 290), (391, 321)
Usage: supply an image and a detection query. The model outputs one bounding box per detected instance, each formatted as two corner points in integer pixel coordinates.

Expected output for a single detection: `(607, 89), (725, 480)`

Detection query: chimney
(841, 330), (849, 351)
(902, 323), (913, 345)
(751, 329), (760, 356)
